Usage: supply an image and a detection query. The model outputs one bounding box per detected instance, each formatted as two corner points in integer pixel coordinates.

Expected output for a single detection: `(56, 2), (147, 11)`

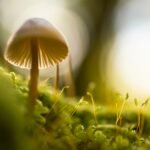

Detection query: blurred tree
(75, 0), (119, 103)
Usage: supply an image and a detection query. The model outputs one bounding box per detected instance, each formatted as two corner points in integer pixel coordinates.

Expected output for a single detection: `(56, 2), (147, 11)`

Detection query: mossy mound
(0, 67), (150, 150)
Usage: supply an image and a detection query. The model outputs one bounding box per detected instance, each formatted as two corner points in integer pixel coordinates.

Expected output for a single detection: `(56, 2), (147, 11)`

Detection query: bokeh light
(107, 0), (150, 100)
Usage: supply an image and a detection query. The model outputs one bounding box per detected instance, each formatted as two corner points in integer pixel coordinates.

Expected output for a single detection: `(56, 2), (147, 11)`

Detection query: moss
(1, 67), (150, 150)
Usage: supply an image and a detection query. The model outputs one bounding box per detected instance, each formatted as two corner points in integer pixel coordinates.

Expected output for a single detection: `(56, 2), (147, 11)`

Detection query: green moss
(1, 67), (150, 150)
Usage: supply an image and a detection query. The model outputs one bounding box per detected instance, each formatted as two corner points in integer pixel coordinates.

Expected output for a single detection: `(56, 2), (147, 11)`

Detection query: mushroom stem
(55, 64), (59, 91)
(28, 38), (39, 110)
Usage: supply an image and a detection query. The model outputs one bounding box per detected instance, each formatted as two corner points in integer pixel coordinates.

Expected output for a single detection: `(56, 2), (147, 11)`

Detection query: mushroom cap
(4, 18), (68, 69)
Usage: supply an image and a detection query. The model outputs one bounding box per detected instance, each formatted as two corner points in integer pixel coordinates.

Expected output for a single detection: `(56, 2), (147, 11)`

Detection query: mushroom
(4, 18), (68, 110)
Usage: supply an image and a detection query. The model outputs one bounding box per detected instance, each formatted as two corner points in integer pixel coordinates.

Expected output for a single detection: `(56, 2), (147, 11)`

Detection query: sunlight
(107, 0), (150, 100)
(112, 24), (150, 99)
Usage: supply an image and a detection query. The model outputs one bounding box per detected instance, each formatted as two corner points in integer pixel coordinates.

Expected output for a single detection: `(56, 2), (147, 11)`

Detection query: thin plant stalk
(115, 103), (119, 124)
(116, 99), (126, 126)
(136, 107), (145, 135)
(87, 92), (97, 124)
(49, 65), (60, 112)
(59, 86), (69, 96)
(136, 99), (149, 135)
(65, 54), (75, 97)
(70, 97), (85, 117)
(140, 111), (145, 135)
(49, 86), (69, 114)
(140, 99), (149, 134)
(136, 107), (141, 133)
(137, 105), (146, 135)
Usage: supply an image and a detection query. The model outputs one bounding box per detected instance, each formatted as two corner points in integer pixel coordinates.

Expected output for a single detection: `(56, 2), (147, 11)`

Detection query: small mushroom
(4, 18), (68, 110)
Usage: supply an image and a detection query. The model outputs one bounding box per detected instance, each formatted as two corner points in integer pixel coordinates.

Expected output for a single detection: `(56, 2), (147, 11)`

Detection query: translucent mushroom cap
(4, 18), (68, 69)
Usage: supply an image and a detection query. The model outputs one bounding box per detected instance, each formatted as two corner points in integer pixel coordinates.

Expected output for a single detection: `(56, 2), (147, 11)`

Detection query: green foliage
(1, 67), (150, 150)
(113, 136), (130, 150)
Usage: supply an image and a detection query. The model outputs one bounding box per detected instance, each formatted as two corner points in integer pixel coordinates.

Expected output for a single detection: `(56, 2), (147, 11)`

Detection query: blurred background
(0, 0), (150, 103)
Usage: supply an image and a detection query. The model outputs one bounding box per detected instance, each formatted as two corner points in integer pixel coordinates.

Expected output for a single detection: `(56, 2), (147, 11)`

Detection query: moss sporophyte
(4, 18), (68, 111)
